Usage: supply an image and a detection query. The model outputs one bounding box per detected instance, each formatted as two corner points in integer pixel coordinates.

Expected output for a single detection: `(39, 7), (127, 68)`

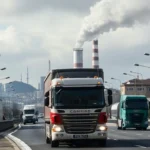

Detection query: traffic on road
(12, 119), (150, 149)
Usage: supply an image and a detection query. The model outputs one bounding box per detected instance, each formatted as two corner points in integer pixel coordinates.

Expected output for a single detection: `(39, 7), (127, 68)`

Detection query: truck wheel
(51, 141), (59, 147)
(46, 137), (50, 144)
(143, 127), (147, 130)
(33, 121), (36, 124)
(23, 122), (26, 125)
(121, 121), (126, 130)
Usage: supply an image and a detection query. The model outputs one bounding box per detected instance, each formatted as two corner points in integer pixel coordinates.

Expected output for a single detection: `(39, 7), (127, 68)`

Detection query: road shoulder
(0, 135), (19, 150)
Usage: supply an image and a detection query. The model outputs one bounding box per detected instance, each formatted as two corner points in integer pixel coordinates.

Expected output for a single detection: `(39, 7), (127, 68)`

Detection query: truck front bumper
(52, 131), (107, 141)
(124, 120), (149, 128)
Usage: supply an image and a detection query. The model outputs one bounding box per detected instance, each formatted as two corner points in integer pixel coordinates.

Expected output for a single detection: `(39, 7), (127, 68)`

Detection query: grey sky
(0, 0), (150, 88)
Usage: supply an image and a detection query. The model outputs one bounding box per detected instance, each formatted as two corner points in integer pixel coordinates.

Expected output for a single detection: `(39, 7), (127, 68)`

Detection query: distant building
(0, 83), (4, 96)
(0, 83), (4, 92)
(40, 76), (45, 92)
(121, 79), (150, 98)
(39, 76), (45, 101)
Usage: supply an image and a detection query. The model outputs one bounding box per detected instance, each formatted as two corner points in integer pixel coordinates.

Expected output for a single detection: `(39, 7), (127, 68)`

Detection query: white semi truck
(44, 74), (112, 147)
(22, 105), (38, 124)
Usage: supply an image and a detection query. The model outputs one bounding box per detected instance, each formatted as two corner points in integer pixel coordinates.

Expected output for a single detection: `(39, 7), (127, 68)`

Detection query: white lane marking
(135, 145), (146, 148)
(122, 131), (127, 134)
(113, 139), (118, 141)
(106, 123), (117, 127)
(111, 129), (115, 131)
(136, 133), (142, 136)
(7, 124), (32, 150)
(107, 137), (110, 139)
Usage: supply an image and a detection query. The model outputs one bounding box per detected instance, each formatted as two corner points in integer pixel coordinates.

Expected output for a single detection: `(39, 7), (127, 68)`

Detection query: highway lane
(13, 119), (150, 149)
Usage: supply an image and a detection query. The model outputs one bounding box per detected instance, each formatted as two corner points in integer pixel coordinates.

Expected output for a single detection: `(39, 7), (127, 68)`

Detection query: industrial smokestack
(76, 0), (150, 47)
(73, 48), (83, 68)
(92, 40), (99, 69)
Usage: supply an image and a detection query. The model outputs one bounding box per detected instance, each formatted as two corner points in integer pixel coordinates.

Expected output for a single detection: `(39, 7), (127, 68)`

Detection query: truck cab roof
(51, 77), (104, 87)
(121, 95), (147, 101)
(23, 105), (36, 110)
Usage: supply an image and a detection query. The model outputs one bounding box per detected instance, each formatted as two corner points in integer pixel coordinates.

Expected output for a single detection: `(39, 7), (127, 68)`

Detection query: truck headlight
(144, 121), (148, 124)
(52, 125), (64, 132)
(96, 125), (107, 131)
(125, 121), (129, 124)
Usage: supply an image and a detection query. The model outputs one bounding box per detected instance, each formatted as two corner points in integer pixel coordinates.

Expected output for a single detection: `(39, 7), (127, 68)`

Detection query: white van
(22, 105), (38, 124)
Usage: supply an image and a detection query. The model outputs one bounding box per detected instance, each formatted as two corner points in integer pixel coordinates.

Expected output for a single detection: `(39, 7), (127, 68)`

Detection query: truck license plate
(73, 135), (88, 139)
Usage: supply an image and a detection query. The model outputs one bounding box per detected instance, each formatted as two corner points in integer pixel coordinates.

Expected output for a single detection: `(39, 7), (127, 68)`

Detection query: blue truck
(111, 95), (149, 130)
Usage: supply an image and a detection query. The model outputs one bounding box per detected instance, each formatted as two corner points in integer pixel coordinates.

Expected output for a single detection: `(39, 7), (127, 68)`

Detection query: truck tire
(51, 141), (59, 147)
(23, 122), (26, 125)
(46, 137), (50, 144)
(121, 120), (126, 130)
(143, 127), (147, 130)
(33, 121), (36, 124)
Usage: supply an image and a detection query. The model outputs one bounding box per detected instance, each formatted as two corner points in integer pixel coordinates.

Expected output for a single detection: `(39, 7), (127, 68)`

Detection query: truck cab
(44, 77), (112, 147)
(117, 95), (149, 130)
(23, 105), (38, 124)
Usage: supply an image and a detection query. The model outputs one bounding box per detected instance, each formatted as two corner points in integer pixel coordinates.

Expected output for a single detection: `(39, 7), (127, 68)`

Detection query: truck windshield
(54, 87), (105, 109)
(24, 110), (35, 114)
(126, 100), (148, 109)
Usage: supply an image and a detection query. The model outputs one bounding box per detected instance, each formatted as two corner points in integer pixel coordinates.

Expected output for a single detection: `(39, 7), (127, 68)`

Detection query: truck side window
(122, 102), (126, 109)
(51, 89), (54, 106)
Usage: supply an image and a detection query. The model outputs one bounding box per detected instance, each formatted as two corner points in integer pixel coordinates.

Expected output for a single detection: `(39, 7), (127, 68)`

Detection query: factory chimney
(92, 40), (99, 68)
(73, 48), (83, 68)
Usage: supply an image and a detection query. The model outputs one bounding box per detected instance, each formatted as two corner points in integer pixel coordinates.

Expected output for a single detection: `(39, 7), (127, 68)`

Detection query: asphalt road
(13, 119), (150, 150)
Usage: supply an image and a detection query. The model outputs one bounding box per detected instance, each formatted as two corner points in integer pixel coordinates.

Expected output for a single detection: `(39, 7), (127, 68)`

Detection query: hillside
(6, 81), (37, 93)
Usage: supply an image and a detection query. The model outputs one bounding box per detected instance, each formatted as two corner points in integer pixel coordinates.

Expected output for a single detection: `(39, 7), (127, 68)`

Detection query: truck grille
(26, 116), (33, 119)
(129, 113), (144, 123)
(62, 113), (98, 134)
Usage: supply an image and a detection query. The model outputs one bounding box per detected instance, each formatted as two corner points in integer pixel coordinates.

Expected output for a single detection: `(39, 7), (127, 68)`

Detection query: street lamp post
(0, 67), (6, 70)
(144, 53), (150, 56)
(134, 64), (150, 69)
(130, 71), (143, 79)
(123, 73), (137, 95)
(111, 77), (122, 88)
(104, 81), (113, 89)
(0, 77), (10, 80)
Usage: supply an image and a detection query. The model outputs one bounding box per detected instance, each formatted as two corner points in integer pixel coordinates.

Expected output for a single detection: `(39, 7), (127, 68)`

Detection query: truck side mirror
(35, 111), (39, 115)
(44, 97), (49, 107)
(108, 96), (112, 106)
(107, 89), (113, 106)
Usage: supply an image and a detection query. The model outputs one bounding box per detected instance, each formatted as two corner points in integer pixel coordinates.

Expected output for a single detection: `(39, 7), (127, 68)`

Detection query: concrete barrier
(0, 121), (14, 132)
(0, 119), (20, 132)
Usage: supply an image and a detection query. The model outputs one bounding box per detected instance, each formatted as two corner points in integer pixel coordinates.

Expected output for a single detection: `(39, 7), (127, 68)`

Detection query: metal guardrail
(0, 119), (20, 132)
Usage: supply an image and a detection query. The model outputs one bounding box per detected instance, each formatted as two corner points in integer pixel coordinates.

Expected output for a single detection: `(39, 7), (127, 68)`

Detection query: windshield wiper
(56, 89), (62, 95)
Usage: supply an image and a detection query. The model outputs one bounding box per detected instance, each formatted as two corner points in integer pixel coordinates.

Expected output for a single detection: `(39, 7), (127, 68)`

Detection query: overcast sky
(0, 0), (150, 89)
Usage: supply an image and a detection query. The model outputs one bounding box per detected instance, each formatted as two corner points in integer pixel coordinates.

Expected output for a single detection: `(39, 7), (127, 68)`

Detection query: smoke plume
(76, 0), (150, 48)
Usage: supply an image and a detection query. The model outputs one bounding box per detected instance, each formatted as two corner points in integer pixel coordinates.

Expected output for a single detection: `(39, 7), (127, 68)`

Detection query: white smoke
(76, 0), (150, 48)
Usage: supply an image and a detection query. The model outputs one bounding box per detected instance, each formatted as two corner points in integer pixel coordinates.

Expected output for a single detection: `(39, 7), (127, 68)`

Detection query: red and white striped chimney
(73, 48), (83, 68)
(92, 40), (99, 68)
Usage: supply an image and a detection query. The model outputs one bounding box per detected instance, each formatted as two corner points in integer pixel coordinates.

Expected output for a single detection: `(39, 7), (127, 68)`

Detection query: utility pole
(27, 67), (29, 84)
(48, 60), (51, 72)
(21, 74), (22, 82)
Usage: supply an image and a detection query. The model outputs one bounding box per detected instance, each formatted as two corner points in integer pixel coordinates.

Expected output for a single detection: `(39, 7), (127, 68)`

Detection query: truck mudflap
(51, 131), (107, 141)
